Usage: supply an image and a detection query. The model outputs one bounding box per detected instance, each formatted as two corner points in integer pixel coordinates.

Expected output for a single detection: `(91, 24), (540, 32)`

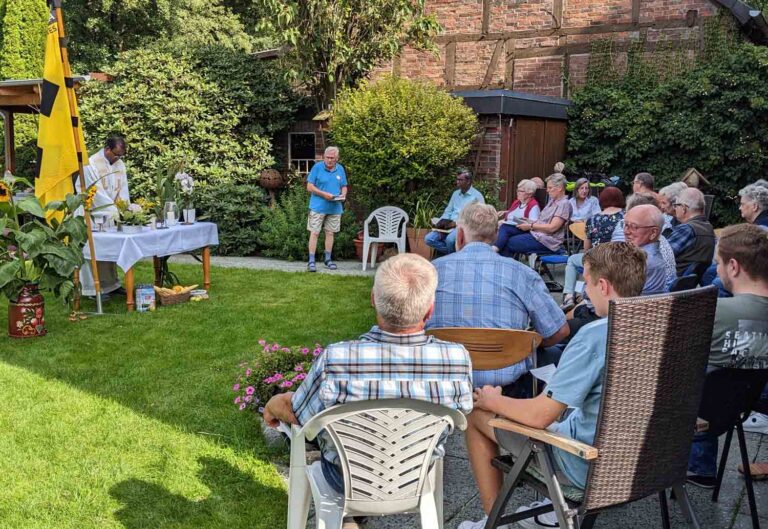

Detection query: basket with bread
(153, 284), (198, 306)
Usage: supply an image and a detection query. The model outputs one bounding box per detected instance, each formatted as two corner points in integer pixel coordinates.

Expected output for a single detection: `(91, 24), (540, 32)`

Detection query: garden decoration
(175, 172), (196, 223)
(0, 174), (88, 338)
(259, 168), (284, 207)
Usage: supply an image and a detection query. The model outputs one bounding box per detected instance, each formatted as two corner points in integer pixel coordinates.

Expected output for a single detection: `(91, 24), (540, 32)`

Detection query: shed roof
(452, 89), (571, 120)
(0, 76), (89, 114)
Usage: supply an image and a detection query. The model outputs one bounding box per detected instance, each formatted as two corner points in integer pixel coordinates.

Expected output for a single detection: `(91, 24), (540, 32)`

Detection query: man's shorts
(307, 211), (341, 234)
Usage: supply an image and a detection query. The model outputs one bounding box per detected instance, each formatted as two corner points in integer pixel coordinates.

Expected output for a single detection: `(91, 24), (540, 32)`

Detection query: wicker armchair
(485, 286), (718, 529)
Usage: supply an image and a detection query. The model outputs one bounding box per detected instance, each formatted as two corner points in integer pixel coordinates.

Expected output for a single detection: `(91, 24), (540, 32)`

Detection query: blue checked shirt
(666, 222), (698, 257)
(291, 326), (473, 465)
(426, 243), (567, 387)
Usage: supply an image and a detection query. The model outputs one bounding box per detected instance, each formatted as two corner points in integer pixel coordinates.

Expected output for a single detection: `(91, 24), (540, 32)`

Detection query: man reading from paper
(75, 135), (129, 296)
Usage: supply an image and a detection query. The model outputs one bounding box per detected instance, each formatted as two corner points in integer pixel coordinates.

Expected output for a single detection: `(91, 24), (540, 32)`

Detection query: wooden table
(82, 222), (219, 311)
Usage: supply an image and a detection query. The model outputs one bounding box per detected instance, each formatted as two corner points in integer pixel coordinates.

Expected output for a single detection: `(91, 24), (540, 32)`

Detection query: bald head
(624, 204), (663, 247)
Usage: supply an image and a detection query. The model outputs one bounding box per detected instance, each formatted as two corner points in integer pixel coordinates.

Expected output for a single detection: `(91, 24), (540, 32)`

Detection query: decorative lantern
(259, 169), (285, 191)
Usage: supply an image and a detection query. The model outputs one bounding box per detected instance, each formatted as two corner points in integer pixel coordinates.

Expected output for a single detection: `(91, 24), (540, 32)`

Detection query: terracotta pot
(353, 238), (385, 262)
(8, 283), (46, 338)
(406, 227), (433, 260)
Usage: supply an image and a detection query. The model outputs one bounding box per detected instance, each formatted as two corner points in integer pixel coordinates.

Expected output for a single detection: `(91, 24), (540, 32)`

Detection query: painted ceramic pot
(8, 283), (46, 338)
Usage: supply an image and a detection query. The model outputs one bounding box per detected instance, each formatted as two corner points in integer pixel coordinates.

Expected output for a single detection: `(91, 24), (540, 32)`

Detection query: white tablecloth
(83, 222), (219, 272)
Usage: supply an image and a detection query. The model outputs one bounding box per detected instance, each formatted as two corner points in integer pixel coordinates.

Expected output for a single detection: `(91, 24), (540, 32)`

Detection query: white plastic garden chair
(362, 207), (409, 271)
(286, 399), (467, 529)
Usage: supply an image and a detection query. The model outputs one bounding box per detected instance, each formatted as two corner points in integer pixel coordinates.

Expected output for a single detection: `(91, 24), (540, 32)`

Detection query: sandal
(307, 261), (317, 272)
(324, 259), (338, 270)
(738, 462), (768, 480)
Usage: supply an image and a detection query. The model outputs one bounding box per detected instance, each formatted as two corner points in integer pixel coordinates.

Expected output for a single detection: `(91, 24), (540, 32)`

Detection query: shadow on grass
(111, 456), (287, 529)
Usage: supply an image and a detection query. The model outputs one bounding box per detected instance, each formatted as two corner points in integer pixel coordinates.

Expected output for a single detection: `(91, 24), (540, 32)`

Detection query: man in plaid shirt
(262, 253), (474, 495)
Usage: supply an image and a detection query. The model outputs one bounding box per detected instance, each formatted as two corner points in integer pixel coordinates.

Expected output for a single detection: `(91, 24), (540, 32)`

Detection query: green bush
(196, 182), (269, 256)
(78, 47), (298, 200)
(258, 186), (359, 261)
(566, 19), (768, 226)
(330, 76), (478, 218)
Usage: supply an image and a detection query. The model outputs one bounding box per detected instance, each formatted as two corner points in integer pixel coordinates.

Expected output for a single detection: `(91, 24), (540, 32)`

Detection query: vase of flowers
(0, 173), (89, 337)
(115, 199), (150, 233)
(175, 172), (195, 224)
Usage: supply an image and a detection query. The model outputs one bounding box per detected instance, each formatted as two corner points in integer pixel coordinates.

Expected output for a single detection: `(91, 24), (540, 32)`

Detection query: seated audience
(632, 171), (655, 194)
(424, 168), (485, 255)
(569, 177), (601, 222)
(498, 173), (572, 257)
(658, 181), (688, 236)
(458, 243), (647, 529)
(561, 187), (625, 308)
(623, 204), (670, 294)
(668, 187), (716, 276)
(428, 203), (569, 388)
(262, 253), (474, 500)
(495, 179), (541, 252)
(687, 224), (768, 488)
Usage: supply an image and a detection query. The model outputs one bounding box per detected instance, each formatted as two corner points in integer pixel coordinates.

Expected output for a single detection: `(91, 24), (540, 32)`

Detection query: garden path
(170, 255), (375, 276)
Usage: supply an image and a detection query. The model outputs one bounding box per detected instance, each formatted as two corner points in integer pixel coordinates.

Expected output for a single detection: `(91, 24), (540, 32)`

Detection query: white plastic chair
(362, 207), (409, 271)
(286, 399), (467, 529)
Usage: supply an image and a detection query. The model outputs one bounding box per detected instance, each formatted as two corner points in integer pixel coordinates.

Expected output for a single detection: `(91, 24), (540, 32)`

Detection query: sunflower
(0, 181), (10, 203)
(84, 187), (97, 210)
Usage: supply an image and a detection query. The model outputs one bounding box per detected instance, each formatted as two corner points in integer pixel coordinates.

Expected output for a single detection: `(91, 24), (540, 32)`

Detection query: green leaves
(0, 261), (22, 289)
(15, 197), (46, 218)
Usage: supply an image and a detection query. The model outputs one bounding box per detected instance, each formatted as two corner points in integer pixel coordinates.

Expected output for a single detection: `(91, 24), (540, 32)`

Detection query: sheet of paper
(530, 363), (557, 385)
(575, 280), (586, 294)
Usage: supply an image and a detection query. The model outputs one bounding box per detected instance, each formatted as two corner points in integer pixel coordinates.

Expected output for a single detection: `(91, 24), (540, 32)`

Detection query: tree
(259, 0), (440, 110)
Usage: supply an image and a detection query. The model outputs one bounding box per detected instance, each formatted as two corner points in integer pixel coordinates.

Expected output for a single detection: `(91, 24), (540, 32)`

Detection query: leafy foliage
(258, 185), (359, 261)
(258, 0), (441, 109)
(78, 47), (298, 200)
(196, 182), (270, 256)
(566, 17), (768, 225)
(330, 76), (478, 218)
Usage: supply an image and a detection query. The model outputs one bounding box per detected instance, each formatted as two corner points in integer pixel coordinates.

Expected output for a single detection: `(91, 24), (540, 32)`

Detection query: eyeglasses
(672, 202), (688, 209)
(624, 222), (656, 231)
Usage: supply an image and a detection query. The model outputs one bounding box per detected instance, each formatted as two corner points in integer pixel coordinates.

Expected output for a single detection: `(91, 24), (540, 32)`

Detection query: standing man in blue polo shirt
(425, 168), (485, 255)
(306, 146), (348, 272)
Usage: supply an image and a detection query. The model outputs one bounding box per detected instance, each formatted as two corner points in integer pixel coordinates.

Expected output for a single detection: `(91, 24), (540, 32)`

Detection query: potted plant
(0, 174), (88, 338)
(115, 199), (150, 233)
(407, 193), (439, 259)
(175, 171), (196, 223)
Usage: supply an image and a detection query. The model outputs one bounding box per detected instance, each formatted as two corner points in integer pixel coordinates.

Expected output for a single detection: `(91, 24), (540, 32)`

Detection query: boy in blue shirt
(458, 242), (647, 529)
(306, 146), (348, 272)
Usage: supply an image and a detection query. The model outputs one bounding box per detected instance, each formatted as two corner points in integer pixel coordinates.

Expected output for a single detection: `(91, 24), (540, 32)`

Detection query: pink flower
(279, 380), (294, 388)
(258, 339), (266, 346)
(294, 364), (304, 372)
(232, 384), (240, 391)
(292, 373), (307, 382)
(245, 386), (255, 395)
(244, 395), (252, 402)
(312, 350), (321, 357)
(272, 373), (284, 381)
(272, 344), (279, 351)
(245, 369), (252, 377)
(234, 396), (241, 404)
(239, 403), (247, 410)
(282, 347), (291, 352)
(301, 347), (309, 354)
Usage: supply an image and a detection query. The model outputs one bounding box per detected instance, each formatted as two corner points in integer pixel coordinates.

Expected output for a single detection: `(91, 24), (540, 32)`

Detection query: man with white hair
(427, 203), (569, 387)
(306, 146), (347, 272)
(262, 253), (473, 499)
(623, 204), (672, 294)
(668, 187), (716, 276)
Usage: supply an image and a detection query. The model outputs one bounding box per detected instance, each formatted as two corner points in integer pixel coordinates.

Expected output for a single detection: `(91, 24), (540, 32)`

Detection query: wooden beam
(1, 111), (15, 174)
(445, 41), (456, 87)
(482, 0), (492, 35)
(632, 0), (641, 25)
(481, 40), (504, 88)
(0, 94), (40, 107)
(504, 39), (515, 89)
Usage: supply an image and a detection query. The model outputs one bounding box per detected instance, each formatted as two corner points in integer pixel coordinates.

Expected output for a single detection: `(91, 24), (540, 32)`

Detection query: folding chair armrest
(489, 418), (598, 460)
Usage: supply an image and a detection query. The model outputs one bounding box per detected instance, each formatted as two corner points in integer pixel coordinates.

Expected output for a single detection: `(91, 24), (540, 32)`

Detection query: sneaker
(516, 499), (559, 529)
(686, 473), (717, 489)
(457, 516), (511, 529)
(743, 412), (768, 434)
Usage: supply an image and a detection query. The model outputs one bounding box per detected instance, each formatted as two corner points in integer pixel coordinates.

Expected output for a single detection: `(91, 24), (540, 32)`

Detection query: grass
(0, 263), (374, 528)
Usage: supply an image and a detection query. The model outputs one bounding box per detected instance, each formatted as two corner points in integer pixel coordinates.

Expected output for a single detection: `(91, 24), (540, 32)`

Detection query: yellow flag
(34, 11), (87, 220)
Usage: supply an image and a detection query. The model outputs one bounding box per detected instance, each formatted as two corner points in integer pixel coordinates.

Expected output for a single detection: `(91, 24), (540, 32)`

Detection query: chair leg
(538, 448), (577, 529)
(434, 457), (444, 529)
(578, 514), (598, 529)
(370, 242), (378, 269)
(659, 490), (671, 529)
(672, 485), (702, 529)
(362, 240), (370, 271)
(484, 444), (534, 529)
(736, 421), (761, 529)
(287, 463), (311, 529)
(713, 427), (734, 502)
(420, 489), (441, 529)
(397, 238), (406, 254)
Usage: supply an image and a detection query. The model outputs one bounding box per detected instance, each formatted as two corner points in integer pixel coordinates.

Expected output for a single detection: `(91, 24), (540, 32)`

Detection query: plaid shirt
(666, 222), (697, 257)
(427, 242), (566, 387)
(291, 326), (474, 464)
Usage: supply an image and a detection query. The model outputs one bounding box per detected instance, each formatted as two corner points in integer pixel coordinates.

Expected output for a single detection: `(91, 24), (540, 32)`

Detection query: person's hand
(517, 222), (532, 232)
(324, 192), (335, 200)
(262, 393), (297, 428)
(473, 385), (503, 412)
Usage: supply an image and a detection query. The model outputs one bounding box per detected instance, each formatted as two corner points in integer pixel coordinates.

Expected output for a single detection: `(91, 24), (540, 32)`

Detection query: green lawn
(0, 263), (374, 528)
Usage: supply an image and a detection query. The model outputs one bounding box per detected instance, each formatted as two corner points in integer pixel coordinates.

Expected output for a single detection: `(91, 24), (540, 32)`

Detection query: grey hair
(458, 202), (498, 244)
(678, 187), (705, 213)
(324, 146), (339, 157)
(634, 172), (655, 190)
(626, 192), (659, 210)
(546, 172), (567, 189)
(658, 181), (687, 201)
(372, 253), (437, 330)
(739, 182), (768, 213)
(517, 179), (537, 194)
(554, 162), (565, 173)
(457, 167), (473, 181)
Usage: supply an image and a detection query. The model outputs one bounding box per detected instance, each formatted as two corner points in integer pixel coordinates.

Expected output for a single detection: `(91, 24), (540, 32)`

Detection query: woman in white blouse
(494, 179), (541, 251)
(569, 178), (601, 221)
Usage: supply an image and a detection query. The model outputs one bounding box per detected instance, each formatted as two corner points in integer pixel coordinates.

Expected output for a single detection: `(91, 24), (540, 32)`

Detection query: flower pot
(406, 227), (433, 260)
(183, 208), (196, 224)
(121, 224), (144, 234)
(8, 283), (46, 338)
(353, 238), (385, 262)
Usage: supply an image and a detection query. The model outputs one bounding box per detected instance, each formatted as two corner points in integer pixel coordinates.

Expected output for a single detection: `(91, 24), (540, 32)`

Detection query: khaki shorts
(307, 211), (342, 234)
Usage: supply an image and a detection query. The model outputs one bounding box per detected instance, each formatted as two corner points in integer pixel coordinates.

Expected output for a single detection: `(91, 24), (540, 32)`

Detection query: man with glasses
(668, 187), (716, 276)
(623, 204), (672, 294)
(306, 146), (347, 272)
(75, 135), (129, 297)
(424, 168), (484, 255)
(632, 171), (655, 194)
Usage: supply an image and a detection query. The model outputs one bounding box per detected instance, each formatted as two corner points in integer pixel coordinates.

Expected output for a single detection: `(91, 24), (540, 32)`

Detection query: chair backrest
(301, 399), (467, 514)
(569, 222), (587, 242)
(364, 207), (409, 239)
(698, 368), (768, 436)
(582, 286), (718, 512)
(425, 327), (542, 370)
(669, 274), (699, 292)
(703, 194), (714, 220)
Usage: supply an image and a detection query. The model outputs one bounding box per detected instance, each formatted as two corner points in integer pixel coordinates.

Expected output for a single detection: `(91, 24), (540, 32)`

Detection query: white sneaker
(743, 412), (768, 434)
(457, 516), (512, 529)
(515, 499), (559, 528)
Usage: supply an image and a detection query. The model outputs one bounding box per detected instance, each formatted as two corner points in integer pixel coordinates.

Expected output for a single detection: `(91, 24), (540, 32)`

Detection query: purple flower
(244, 395), (252, 403)
(234, 396), (241, 404)
(279, 380), (294, 388)
(301, 347), (309, 354)
(258, 406), (265, 413)
(272, 373), (284, 381)
(294, 364), (304, 372)
(232, 383), (240, 391)
(272, 344), (279, 351)
(292, 373), (307, 382)
(245, 386), (255, 395)
(312, 350), (321, 357)
(239, 403), (247, 410)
